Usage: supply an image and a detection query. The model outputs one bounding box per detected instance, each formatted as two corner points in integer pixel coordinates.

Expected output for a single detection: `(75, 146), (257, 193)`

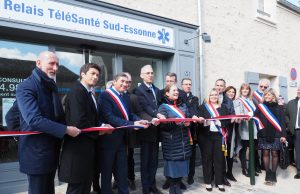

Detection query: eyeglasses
(259, 85), (268, 89)
(183, 84), (192, 86)
(143, 72), (154, 75)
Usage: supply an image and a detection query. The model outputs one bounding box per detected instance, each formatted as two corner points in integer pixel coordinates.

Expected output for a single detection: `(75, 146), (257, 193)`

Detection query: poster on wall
(2, 98), (15, 127)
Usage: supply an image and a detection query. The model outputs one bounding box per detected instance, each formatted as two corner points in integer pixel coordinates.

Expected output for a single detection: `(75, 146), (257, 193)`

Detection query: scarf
(33, 67), (65, 123)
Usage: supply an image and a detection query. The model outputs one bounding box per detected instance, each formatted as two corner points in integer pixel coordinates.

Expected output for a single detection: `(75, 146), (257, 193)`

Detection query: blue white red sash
(163, 104), (186, 119)
(163, 103), (193, 144)
(106, 88), (129, 120)
(253, 90), (263, 103)
(238, 97), (264, 130)
(257, 104), (282, 132)
(204, 103), (228, 139)
(238, 97), (255, 112)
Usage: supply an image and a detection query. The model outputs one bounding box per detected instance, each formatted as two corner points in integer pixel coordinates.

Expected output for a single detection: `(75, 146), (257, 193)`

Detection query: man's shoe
(294, 174), (300, 179)
(179, 181), (187, 190)
(223, 177), (231, 187)
(128, 179), (136, 190)
(150, 186), (163, 194)
(142, 188), (150, 194)
(162, 178), (170, 189)
(187, 176), (194, 185)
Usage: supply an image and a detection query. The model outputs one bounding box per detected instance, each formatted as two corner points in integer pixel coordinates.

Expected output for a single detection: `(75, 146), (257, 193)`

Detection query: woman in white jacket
(233, 83), (260, 177)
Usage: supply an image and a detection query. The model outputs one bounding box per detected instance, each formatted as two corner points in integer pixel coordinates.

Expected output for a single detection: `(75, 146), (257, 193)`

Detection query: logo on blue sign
(158, 28), (169, 44)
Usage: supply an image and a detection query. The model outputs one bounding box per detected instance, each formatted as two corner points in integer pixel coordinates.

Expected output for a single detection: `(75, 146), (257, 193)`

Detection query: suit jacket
(59, 82), (99, 183)
(97, 89), (140, 149)
(134, 83), (162, 142)
(16, 70), (66, 175)
(179, 90), (200, 139)
(285, 97), (298, 135)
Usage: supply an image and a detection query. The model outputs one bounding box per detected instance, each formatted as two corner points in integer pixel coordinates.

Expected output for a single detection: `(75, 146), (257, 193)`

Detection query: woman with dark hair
(223, 86), (237, 182)
(197, 88), (230, 192)
(233, 83), (260, 177)
(158, 84), (192, 194)
(255, 88), (286, 185)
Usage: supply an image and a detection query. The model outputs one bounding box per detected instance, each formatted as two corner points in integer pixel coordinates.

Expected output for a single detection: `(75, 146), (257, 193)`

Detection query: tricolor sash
(238, 97), (264, 130)
(106, 88), (129, 120)
(204, 103), (228, 155)
(163, 103), (193, 145)
(257, 104), (282, 132)
(238, 97), (255, 112)
(253, 90), (263, 103)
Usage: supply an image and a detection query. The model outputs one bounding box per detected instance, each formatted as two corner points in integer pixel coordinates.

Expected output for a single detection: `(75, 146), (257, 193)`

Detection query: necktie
(89, 91), (97, 109)
(149, 86), (156, 101)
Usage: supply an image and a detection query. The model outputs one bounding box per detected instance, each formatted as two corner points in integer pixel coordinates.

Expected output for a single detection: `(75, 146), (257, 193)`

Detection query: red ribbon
(0, 125), (144, 137)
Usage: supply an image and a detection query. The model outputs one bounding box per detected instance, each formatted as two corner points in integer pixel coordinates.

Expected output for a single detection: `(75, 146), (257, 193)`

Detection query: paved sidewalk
(17, 164), (300, 194)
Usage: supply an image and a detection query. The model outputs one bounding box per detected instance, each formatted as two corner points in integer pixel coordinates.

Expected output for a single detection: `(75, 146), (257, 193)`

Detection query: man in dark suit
(16, 51), (80, 194)
(180, 78), (200, 185)
(98, 73), (149, 194)
(134, 65), (163, 194)
(215, 78), (235, 186)
(286, 87), (300, 179)
(59, 63), (105, 194)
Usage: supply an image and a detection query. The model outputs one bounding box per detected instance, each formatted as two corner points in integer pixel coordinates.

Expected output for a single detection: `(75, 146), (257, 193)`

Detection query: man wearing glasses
(253, 79), (271, 107)
(134, 65), (163, 194)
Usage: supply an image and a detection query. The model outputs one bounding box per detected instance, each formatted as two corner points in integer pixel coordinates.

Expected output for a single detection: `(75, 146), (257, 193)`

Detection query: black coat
(134, 83), (162, 142)
(179, 90), (200, 139)
(158, 98), (192, 161)
(285, 97), (298, 135)
(255, 102), (286, 141)
(59, 82), (99, 183)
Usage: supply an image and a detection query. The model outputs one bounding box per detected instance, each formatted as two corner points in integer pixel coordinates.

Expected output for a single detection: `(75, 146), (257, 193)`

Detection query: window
(122, 55), (163, 91)
(0, 40), (47, 163)
(278, 0), (300, 14)
(255, 0), (277, 25)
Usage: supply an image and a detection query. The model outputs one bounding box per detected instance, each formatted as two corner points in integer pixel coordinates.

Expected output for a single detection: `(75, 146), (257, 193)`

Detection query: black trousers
(200, 132), (224, 185)
(66, 180), (92, 194)
(128, 147), (135, 181)
(27, 171), (56, 194)
(295, 130), (300, 174)
(140, 141), (159, 190)
(188, 142), (197, 178)
(100, 145), (129, 194)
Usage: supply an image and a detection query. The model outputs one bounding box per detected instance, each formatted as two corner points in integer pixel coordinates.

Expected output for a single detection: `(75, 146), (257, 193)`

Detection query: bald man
(16, 51), (80, 194)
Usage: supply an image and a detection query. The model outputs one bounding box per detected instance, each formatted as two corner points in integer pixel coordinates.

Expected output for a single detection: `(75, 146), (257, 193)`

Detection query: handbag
(279, 142), (290, 169)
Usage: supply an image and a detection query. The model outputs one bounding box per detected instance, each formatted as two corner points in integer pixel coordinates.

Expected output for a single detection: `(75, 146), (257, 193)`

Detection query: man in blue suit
(16, 51), (81, 194)
(134, 65), (163, 194)
(98, 72), (149, 194)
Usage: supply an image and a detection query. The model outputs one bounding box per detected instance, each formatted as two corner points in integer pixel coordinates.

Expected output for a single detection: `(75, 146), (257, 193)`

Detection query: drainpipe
(197, 0), (204, 102)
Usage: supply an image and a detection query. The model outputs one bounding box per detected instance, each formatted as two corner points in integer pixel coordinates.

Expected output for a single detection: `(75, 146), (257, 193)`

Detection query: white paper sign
(0, 0), (174, 48)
